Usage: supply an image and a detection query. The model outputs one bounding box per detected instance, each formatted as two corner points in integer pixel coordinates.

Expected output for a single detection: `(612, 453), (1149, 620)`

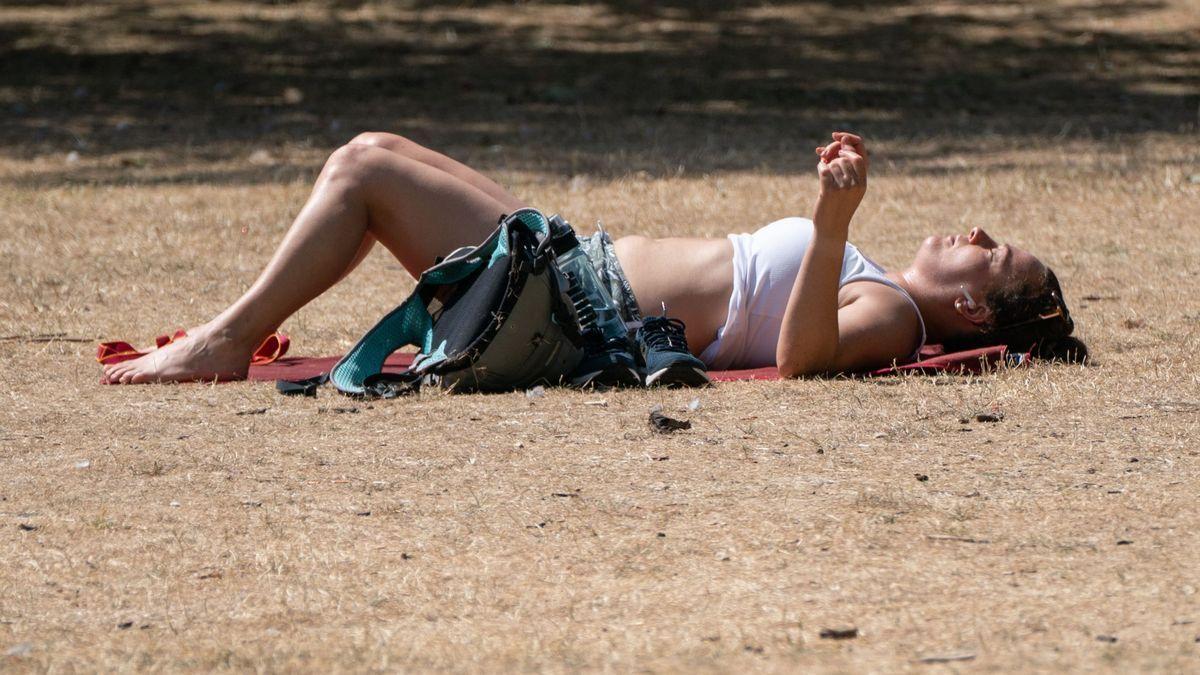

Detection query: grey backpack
(329, 208), (587, 397)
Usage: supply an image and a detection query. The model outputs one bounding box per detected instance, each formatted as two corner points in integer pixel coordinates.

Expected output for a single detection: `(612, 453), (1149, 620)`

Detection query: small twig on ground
(0, 333), (96, 343)
(926, 534), (990, 544)
(914, 652), (976, 664)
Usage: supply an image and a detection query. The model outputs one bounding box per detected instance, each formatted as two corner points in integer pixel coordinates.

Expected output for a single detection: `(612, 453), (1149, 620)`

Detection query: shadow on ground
(2, 0), (1197, 183)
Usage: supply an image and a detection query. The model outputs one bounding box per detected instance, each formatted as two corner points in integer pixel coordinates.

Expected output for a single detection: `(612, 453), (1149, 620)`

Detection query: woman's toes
(132, 369), (158, 384)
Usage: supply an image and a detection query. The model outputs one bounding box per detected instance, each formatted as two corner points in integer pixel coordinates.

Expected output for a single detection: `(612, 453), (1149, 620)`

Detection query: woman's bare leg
(330, 132), (520, 283)
(348, 132), (525, 213)
(104, 143), (523, 384)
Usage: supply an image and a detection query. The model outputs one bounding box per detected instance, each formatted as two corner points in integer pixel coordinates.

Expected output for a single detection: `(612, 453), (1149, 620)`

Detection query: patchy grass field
(2, 1), (1200, 671)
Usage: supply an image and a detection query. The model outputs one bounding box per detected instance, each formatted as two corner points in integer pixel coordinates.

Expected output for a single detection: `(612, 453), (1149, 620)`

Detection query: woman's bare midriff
(612, 235), (734, 356)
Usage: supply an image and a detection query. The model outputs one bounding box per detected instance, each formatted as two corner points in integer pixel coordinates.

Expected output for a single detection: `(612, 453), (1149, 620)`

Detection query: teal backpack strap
(329, 208), (559, 396)
(329, 214), (522, 395)
(329, 292), (434, 395)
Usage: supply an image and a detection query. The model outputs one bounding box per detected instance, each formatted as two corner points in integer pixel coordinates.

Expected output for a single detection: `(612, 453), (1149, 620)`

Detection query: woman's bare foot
(102, 323), (258, 384)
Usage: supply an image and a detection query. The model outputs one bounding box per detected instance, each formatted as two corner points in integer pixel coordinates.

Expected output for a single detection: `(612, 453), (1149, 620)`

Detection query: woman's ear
(954, 296), (992, 327)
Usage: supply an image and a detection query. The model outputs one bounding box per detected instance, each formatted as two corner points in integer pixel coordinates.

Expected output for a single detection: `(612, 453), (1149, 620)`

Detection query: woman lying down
(102, 131), (1085, 387)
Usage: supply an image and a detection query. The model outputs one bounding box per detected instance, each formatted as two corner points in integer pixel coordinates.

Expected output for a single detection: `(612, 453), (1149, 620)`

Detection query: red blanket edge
(245, 345), (1024, 383)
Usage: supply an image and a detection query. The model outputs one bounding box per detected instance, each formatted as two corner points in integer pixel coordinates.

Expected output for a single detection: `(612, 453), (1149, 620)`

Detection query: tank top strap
(841, 244), (927, 360)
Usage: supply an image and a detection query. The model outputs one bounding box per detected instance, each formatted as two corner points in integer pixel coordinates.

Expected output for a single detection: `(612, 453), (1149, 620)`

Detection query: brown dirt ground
(2, 1), (1200, 671)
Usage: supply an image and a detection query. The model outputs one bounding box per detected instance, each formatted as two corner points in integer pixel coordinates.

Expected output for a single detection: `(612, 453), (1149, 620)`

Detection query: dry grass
(2, 1), (1200, 672)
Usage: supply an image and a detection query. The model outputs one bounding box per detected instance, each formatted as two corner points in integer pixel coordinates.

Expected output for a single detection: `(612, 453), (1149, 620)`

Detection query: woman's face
(912, 227), (1046, 299)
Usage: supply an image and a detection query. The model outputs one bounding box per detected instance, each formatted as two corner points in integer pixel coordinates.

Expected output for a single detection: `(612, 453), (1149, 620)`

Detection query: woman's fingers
(819, 156), (867, 190)
(817, 160), (837, 190)
(832, 131), (864, 147)
(823, 141), (844, 164)
(836, 149), (867, 182)
(841, 159), (860, 185)
(817, 133), (869, 177)
(829, 161), (848, 188)
(818, 141), (869, 190)
(831, 132), (868, 163)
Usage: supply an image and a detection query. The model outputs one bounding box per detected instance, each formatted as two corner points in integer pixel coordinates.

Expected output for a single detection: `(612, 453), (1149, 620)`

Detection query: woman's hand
(815, 131), (869, 189)
(813, 132), (869, 237)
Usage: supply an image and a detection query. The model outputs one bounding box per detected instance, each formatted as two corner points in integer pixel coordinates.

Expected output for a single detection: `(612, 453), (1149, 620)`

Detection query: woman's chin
(913, 235), (941, 263)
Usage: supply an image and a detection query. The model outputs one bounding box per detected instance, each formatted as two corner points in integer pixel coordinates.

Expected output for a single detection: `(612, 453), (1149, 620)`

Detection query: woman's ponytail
(945, 268), (1088, 363)
(1032, 334), (1089, 363)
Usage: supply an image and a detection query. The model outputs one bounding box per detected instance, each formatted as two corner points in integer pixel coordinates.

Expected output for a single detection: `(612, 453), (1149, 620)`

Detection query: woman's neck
(886, 268), (958, 343)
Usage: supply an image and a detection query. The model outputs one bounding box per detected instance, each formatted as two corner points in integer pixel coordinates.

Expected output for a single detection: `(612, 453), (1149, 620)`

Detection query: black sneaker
(569, 341), (642, 389)
(636, 315), (710, 387)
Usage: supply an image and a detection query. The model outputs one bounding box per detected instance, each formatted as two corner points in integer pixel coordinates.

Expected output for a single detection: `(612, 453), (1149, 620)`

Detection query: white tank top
(698, 217), (927, 369)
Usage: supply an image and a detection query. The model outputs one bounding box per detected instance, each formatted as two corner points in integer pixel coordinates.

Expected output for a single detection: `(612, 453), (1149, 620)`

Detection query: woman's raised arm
(776, 132), (869, 377)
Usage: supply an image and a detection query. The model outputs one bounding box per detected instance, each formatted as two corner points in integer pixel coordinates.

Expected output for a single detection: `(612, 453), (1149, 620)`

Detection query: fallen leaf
(819, 627), (858, 640)
(649, 411), (691, 433)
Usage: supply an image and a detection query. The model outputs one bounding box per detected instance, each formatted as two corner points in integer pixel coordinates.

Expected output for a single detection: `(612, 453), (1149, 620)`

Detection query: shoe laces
(641, 315), (690, 353)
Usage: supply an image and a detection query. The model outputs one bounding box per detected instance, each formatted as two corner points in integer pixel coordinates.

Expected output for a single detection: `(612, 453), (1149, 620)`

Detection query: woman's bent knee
(349, 131), (414, 154)
(322, 143), (401, 188)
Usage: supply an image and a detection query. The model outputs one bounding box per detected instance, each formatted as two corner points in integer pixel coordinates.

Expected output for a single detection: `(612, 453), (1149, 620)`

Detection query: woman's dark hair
(946, 267), (1089, 363)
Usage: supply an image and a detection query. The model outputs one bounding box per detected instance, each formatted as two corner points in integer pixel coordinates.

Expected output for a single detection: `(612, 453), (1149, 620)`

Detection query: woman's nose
(969, 227), (998, 247)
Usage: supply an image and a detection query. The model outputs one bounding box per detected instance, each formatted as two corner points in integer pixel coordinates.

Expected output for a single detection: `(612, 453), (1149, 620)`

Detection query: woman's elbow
(777, 363), (801, 379)
(776, 355), (823, 379)
(777, 337), (839, 378)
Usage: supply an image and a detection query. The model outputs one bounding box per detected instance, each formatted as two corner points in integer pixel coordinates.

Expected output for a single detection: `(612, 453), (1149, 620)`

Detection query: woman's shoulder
(834, 285), (926, 368)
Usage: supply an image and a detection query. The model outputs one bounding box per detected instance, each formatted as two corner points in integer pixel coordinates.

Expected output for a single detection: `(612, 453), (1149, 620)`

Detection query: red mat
(246, 345), (1019, 383)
